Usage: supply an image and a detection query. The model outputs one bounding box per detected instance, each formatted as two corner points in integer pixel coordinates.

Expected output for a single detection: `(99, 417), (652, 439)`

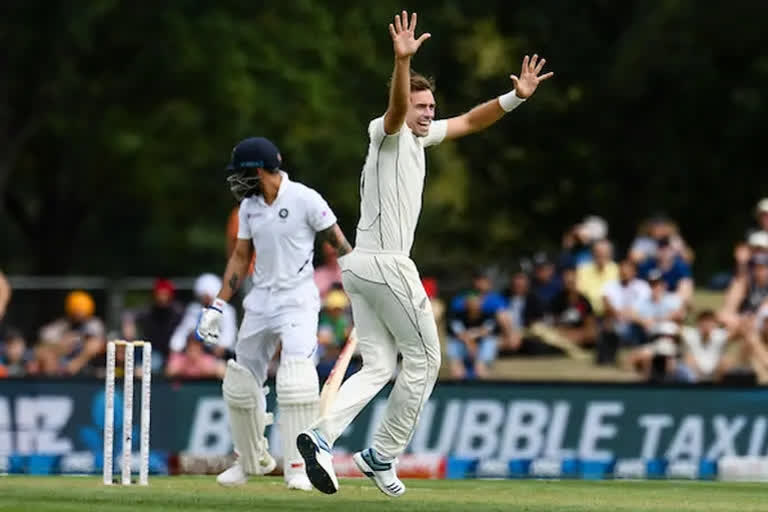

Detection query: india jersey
(355, 117), (447, 255)
(237, 171), (337, 292)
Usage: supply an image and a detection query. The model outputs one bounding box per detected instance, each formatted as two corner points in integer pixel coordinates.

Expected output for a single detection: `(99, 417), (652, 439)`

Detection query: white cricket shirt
(238, 172), (337, 293)
(355, 117), (447, 255)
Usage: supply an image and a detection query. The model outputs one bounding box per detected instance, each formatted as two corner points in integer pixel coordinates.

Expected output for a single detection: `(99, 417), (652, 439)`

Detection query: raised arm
(383, 11), (431, 134)
(317, 223), (353, 258)
(445, 54), (553, 140)
(218, 238), (254, 302)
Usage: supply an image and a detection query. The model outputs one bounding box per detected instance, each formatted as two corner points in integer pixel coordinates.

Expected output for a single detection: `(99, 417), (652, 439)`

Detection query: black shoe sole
(296, 433), (337, 495)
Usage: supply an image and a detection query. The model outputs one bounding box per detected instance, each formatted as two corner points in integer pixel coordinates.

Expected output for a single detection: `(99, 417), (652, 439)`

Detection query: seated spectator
(630, 270), (685, 334)
(630, 215), (694, 265)
(548, 266), (598, 348)
(451, 267), (510, 346)
(576, 239), (619, 315)
(559, 215), (609, 268)
(680, 310), (731, 382)
(745, 306), (768, 382)
(0, 269), (10, 325)
(0, 329), (30, 377)
(501, 270), (545, 347)
(27, 343), (64, 376)
(169, 273), (237, 358)
(530, 252), (563, 312)
(637, 236), (694, 304)
(748, 198), (768, 238)
(719, 253), (768, 332)
(166, 334), (226, 379)
(447, 294), (499, 379)
(318, 290), (352, 351)
(122, 278), (184, 372)
(314, 241), (343, 299)
(38, 291), (106, 376)
(602, 259), (652, 346)
(625, 321), (693, 382)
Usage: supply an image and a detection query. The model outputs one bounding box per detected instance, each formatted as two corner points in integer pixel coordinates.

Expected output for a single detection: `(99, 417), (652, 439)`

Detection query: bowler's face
(407, 89), (435, 137)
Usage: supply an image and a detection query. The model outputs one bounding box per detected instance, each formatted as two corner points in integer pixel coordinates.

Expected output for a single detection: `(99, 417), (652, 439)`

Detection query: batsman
(195, 137), (352, 491)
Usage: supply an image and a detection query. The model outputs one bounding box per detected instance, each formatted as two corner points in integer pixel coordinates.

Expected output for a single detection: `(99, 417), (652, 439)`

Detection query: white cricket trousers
(317, 248), (441, 459)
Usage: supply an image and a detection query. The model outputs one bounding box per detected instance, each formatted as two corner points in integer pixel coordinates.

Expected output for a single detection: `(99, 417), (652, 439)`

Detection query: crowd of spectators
(2, 199), (768, 385)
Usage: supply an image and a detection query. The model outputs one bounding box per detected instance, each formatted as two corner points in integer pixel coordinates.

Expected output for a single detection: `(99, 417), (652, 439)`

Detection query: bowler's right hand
(196, 298), (226, 345)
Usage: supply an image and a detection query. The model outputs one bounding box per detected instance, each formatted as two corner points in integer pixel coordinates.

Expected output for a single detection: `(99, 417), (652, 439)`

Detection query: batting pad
(277, 356), (320, 481)
(222, 359), (274, 474)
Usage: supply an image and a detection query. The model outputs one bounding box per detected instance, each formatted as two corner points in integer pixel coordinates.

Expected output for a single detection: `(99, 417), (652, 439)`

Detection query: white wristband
(498, 90), (526, 112)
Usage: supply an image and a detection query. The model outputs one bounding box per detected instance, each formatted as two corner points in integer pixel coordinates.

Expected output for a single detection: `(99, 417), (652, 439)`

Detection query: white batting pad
(277, 357), (320, 481)
(222, 359), (274, 474)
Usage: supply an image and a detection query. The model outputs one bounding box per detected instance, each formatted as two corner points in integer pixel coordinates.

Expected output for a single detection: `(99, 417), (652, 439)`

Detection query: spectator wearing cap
(625, 321), (693, 382)
(530, 252), (563, 313)
(629, 215), (694, 265)
(169, 273), (237, 358)
(602, 259), (652, 346)
(576, 239), (619, 315)
(314, 241), (343, 299)
(122, 278), (184, 371)
(38, 290), (106, 376)
(316, 290), (354, 378)
(719, 252), (768, 332)
(629, 270), (684, 335)
(753, 198), (768, 235)
(447, 293), (499, 379)
(680, 310), (733, 382)
(637, 236), (694, 304)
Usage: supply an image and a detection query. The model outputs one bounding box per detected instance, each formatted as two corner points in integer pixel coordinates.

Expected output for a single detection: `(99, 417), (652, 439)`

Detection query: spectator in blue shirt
(638, 236), (694, 304)
(446, 293), (499, 380)
(450, 268), (507, 316)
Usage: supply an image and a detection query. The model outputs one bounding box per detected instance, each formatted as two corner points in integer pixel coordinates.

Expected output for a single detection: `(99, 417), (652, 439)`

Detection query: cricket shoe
(216, 453), (277, 487)
(296, 429), (338, 494)
(353, 448), (405, 497)
(286, 474), (313, 491)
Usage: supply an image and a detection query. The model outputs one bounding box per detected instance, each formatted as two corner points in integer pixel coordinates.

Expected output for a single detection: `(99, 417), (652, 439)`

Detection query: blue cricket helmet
(225, 137), (282, 201)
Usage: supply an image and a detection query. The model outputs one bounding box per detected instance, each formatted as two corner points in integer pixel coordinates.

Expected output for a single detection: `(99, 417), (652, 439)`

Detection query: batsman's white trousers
(317, 248), (441, 459)
(235, 281), (320, 383)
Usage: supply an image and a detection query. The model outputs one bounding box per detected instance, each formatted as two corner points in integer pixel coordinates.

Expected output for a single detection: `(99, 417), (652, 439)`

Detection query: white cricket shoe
(353, 448), (405, 497)
(216, 453), (277, 487)
(296, 429), (339, 494)
(216, 461), (247, 487)
(286, 474), (313, 491)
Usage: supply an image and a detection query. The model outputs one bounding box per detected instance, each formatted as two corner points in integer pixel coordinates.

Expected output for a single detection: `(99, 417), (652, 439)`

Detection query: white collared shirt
(237, 172), (337, 292)
(355, 117), (447, 255)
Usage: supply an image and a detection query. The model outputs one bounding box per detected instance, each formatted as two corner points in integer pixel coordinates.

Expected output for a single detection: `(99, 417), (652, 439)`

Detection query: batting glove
(196, 298), (226, 345)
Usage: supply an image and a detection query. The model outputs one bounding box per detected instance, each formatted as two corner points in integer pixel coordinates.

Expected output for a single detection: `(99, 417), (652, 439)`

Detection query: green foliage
(2, 1), (768, 277)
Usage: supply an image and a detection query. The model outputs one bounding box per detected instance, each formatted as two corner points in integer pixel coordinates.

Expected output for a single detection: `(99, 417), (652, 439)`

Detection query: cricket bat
(318, 328), (358, 416)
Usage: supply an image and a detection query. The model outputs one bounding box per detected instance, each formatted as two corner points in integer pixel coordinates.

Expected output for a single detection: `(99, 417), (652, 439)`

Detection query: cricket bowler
(297, 10), (553, 497)
(195, 137), (352, 491)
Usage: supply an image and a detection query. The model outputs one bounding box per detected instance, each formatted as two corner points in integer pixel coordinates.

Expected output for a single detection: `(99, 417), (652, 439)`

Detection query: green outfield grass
(0, 476), (765, 512)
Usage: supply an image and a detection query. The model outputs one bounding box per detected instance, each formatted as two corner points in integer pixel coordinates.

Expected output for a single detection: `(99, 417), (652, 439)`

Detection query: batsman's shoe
(216, 453), (277, 487)
(296, 429), (338, 494)
(216, 461), (247, 487)
(286, 474), (313, 492)
(353, 448), (405, 497)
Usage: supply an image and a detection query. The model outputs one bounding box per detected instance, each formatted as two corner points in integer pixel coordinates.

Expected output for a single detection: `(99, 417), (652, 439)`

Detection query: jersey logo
(279, 208), (289, 219)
